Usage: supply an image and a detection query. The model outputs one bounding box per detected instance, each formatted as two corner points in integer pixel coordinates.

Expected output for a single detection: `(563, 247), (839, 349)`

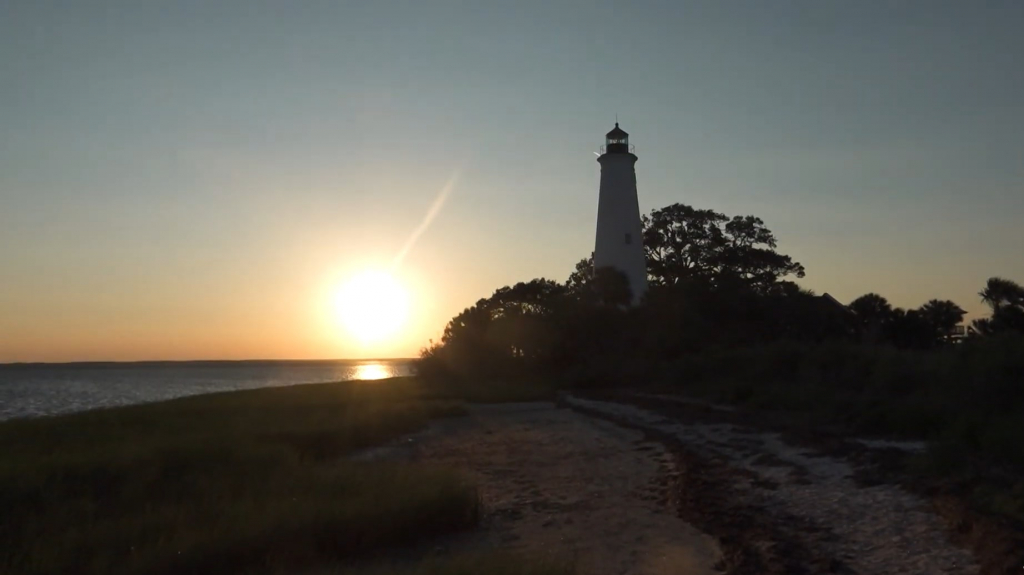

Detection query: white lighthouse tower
(594, 123), (647, 303)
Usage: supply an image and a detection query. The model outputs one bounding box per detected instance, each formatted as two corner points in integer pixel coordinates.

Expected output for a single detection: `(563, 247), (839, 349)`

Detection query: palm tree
(848, 293), (894, 343)
(969, 317), (991, 336)
(918, 299), (966, 339)
(979, 277), (1024, 311)
(849, 293), (893, 325)
(975, 277), (1024, 336)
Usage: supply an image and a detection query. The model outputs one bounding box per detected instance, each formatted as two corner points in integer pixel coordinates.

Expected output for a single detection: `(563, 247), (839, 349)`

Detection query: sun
(333, 270), (410, 344)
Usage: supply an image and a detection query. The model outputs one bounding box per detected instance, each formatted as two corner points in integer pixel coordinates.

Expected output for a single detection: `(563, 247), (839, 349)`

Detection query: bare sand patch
(406, 402), (723, 575)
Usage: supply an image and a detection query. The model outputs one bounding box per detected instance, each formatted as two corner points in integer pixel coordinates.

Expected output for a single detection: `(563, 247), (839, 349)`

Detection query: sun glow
(333, 270), (410, 345)
(353, 363), (392, 380)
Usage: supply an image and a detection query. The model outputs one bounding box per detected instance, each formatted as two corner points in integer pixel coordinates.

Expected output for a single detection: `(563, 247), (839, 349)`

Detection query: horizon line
(0, 357), (418, 367)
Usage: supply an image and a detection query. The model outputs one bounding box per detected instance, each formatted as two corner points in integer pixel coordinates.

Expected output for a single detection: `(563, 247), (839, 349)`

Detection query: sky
(2, 1), (1023, 362)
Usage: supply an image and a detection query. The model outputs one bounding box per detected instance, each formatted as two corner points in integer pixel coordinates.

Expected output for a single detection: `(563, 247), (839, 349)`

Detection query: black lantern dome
(604, 123), (630, 153)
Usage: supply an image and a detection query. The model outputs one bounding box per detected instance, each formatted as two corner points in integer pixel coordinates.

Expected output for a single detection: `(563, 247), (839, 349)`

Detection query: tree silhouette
(421, 203), (1020, 384)
(979, 277), (1024, 310)
(974, 277), (1024, 335)
(848, 293), (893, 343)
(848, 293), (893, 322)
(918, 299), (966, 342)
(643, 204), (728, 286)
(848, 295), (966, 348)
(642, 203), (804, 291)
(884, 308), (937, 349)
(566, 255), (595, 296)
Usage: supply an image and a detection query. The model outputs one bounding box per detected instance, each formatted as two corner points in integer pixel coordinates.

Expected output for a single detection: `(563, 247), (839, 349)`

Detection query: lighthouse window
(624, 233), (632, 245)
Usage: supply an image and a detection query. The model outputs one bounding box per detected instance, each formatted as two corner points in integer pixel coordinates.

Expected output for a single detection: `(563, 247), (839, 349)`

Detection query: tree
(565, 255), (595, 297)
(918, 299), (966, 342)
(885, 308), (936, 350)
(642, 204), (727, 286)
(979, 277), (1024, 310)
(432, 299), (505, 377)
(487, 279), (567, 320)
(441, 299), (493, 345)
(642, 204), (804, 291)
(764, 287), (857, 343)
(565, 254), (634, 308)
(848, 295), (965, 348)
(719, 215), (807, 292)
(993, 306), (1024, 334)
(848, 293), (893, 342)
(973, 277), (1024, 336)
(431, 279), (570, 375)
(422, 201), (862, 382)
(848, 293), (893, 320)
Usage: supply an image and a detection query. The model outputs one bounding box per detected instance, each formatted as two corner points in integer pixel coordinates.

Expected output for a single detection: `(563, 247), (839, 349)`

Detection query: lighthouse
(594, 123), (648, 303)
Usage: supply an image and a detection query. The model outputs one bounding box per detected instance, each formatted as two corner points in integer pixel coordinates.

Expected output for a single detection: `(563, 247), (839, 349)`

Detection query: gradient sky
(2, 1), (1023, 362)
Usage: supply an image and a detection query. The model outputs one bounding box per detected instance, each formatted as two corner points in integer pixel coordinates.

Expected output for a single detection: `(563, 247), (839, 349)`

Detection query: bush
(658, 337), (1024, 465)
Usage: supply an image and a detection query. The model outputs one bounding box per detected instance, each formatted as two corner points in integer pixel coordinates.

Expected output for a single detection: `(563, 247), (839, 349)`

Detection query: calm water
(0, 359), (415, 421)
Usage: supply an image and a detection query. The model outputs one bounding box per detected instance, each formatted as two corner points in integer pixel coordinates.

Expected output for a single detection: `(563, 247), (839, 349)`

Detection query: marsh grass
(0, 378), (478, 575)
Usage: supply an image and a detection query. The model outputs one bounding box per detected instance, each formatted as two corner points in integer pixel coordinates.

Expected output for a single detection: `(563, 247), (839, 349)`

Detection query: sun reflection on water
(353, 363), (393, 381)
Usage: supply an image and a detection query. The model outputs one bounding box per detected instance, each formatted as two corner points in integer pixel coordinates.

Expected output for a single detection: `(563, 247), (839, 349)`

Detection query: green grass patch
(0, 378), (478, 575)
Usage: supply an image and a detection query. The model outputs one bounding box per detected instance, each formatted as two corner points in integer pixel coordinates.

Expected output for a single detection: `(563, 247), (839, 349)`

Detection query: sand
(364, 401), (724, 575)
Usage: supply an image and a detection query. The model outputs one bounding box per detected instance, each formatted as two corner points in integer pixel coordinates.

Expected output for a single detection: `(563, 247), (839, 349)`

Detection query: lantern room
(604, 123), (630, 154)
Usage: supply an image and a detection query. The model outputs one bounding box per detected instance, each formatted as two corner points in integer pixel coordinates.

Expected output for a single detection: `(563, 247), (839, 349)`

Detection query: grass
(0, 378), (479, 575)
(417, 374), (558, 404)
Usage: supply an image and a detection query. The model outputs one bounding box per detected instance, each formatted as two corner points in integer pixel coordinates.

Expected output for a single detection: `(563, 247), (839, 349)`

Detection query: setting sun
(333, 270), (410, 344)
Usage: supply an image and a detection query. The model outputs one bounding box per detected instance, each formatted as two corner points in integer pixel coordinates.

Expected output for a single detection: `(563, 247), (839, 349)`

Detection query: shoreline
(3, 377), (1021, 574)
(0, 360), (416, 422)
(0, 357), (416, 368)
(0, 378), (488, 575)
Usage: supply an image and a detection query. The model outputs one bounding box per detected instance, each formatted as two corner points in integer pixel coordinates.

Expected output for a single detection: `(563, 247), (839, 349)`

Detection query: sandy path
(409, 402), (723, 575)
